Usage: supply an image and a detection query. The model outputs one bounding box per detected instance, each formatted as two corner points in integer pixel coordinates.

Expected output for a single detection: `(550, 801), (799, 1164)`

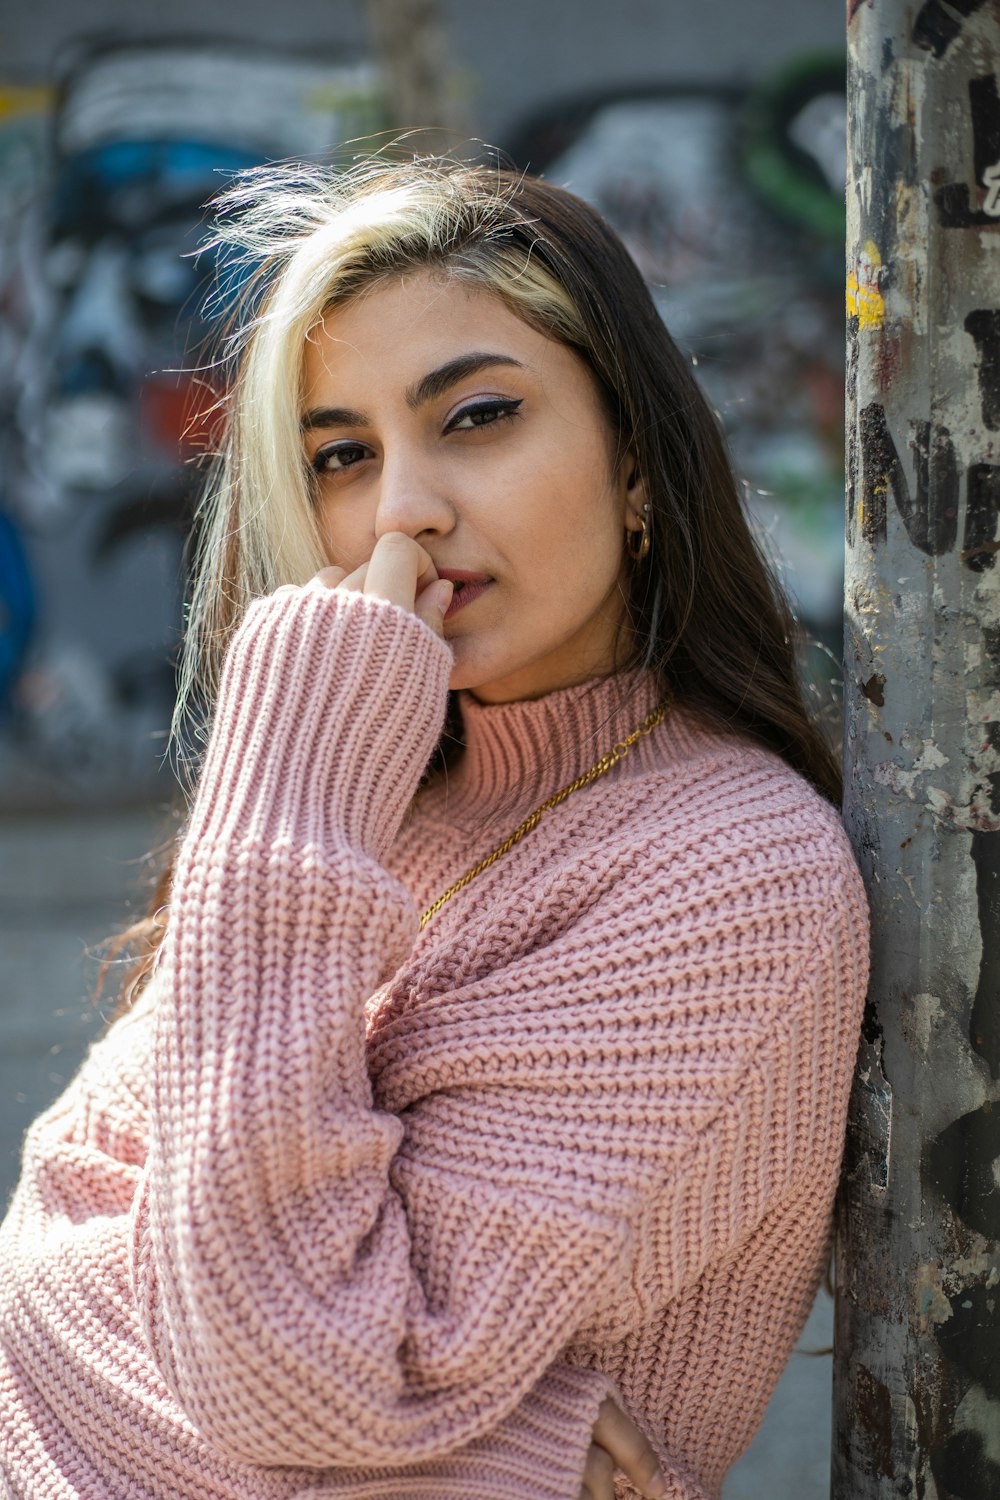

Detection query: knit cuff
(188, 586), (454, 860)
(396, 1364), (620, 1499)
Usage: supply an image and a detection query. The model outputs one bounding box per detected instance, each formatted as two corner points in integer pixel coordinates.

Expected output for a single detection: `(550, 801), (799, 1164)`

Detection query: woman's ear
(620, 454), (648, 530)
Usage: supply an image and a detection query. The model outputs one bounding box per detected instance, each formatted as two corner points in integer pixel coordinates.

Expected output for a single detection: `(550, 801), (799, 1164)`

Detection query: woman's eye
(312, 442), (370, 474)
(446, 398), (523, 433)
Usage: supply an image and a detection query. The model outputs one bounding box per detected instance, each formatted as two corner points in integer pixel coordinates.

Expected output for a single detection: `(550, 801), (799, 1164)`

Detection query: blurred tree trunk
(362, 0), (468, 146)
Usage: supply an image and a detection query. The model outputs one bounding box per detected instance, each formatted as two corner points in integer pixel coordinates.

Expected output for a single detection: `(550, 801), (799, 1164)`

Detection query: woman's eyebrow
(300, 352), (525, 432)
(405, 352), (525, 408)
(301, 403), (368, 431)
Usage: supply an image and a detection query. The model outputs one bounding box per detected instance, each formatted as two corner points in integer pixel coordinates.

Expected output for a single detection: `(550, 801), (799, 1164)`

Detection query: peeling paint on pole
(834, 3), (1000, 1497)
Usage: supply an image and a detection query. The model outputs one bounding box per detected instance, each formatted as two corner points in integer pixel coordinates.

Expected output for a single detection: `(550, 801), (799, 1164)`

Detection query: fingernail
(649, 1470), (668, 1498)
(435, 580), (454, 614)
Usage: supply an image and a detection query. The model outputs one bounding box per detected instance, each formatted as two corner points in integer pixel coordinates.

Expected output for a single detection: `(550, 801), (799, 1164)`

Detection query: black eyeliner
(310, 440), (371, 474)
(446, 396), (523, 429)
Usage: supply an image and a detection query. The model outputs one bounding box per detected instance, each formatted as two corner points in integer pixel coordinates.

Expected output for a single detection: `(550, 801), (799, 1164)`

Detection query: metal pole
(834, 2), (1000, 1496)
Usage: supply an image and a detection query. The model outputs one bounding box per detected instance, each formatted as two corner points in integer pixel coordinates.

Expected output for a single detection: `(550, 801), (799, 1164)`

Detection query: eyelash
(310, 397), (523, 475)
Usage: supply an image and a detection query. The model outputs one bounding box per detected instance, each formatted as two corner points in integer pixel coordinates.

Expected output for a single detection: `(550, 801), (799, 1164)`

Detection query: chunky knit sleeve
(132, 585), (618, 1479)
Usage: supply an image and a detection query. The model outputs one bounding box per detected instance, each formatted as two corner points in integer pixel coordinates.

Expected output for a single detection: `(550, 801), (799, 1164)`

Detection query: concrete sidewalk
(0, 806), (835, 1496)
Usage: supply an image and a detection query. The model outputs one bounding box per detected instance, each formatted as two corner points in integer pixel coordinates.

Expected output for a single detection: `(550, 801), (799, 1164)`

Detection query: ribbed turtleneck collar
(433, 667), (665, 829)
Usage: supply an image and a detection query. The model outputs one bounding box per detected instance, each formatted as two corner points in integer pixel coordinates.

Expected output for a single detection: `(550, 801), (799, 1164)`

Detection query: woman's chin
(447, 652), (497, 697)
(446, 640), (520, 701)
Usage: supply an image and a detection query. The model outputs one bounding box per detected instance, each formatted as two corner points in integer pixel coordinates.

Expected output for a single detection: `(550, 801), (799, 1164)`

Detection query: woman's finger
(590, 1398), (667, 1498)
(304, 537), (453, 636)
(336, 562), (369, 593)
(581, 1438), (616, 1500)
(412, 577), (453, 639)
(362, 532), (434, 609)
(303, 565), (350, 592)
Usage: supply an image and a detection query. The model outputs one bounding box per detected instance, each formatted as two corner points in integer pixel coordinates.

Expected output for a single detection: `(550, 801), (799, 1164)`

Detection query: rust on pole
(835, 1), (1000, 1497)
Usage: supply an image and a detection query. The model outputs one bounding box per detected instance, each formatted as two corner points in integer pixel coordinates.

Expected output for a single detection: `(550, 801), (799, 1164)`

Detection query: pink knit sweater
(0, 587), (869, 1500)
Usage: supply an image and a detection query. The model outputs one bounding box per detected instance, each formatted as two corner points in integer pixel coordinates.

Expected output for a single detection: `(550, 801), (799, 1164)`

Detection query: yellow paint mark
(0, 86), (54, 120)
(847, 239), (886, 329)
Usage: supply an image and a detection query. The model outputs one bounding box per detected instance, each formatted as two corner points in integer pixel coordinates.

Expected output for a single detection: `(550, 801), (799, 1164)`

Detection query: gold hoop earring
(626, 510), (651, 562)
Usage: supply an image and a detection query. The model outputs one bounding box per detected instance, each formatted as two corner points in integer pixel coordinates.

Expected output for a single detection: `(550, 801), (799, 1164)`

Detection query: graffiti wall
(0, 40), (380, 805)
(0, 43), (847, 804)
(508, 56), (848, 674)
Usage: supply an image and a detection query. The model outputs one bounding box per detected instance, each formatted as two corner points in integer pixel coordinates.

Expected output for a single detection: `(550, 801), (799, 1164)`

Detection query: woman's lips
(446, 576), (491, 618)
(437, 568), (493, 622)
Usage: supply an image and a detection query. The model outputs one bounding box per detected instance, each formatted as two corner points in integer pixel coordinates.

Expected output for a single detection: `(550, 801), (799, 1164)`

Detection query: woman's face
(300, 269), (646, 703)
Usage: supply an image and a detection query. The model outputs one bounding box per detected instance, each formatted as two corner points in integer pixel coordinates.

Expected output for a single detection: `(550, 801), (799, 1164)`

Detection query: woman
(0, 156), (869, 1500)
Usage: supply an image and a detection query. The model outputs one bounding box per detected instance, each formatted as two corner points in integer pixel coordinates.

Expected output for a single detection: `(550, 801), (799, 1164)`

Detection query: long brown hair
(104, 155), (841, 1012)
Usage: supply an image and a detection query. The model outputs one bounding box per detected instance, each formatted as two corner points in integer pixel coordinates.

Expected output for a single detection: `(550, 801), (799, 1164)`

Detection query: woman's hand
(306, 532), (454, 639)
(580, 1397), (668, 1500)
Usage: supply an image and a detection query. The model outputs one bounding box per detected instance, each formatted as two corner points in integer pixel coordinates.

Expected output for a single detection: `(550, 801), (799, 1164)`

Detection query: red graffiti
(140, 375), (224, 459)
(876, 331), (903, 395)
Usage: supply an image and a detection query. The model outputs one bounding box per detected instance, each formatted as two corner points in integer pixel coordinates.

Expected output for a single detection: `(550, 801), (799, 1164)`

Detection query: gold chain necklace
(419, 700), (669, 930)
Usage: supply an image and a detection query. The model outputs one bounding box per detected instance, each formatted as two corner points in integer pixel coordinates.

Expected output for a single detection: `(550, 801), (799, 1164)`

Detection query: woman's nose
(373, 455), (456, 541)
